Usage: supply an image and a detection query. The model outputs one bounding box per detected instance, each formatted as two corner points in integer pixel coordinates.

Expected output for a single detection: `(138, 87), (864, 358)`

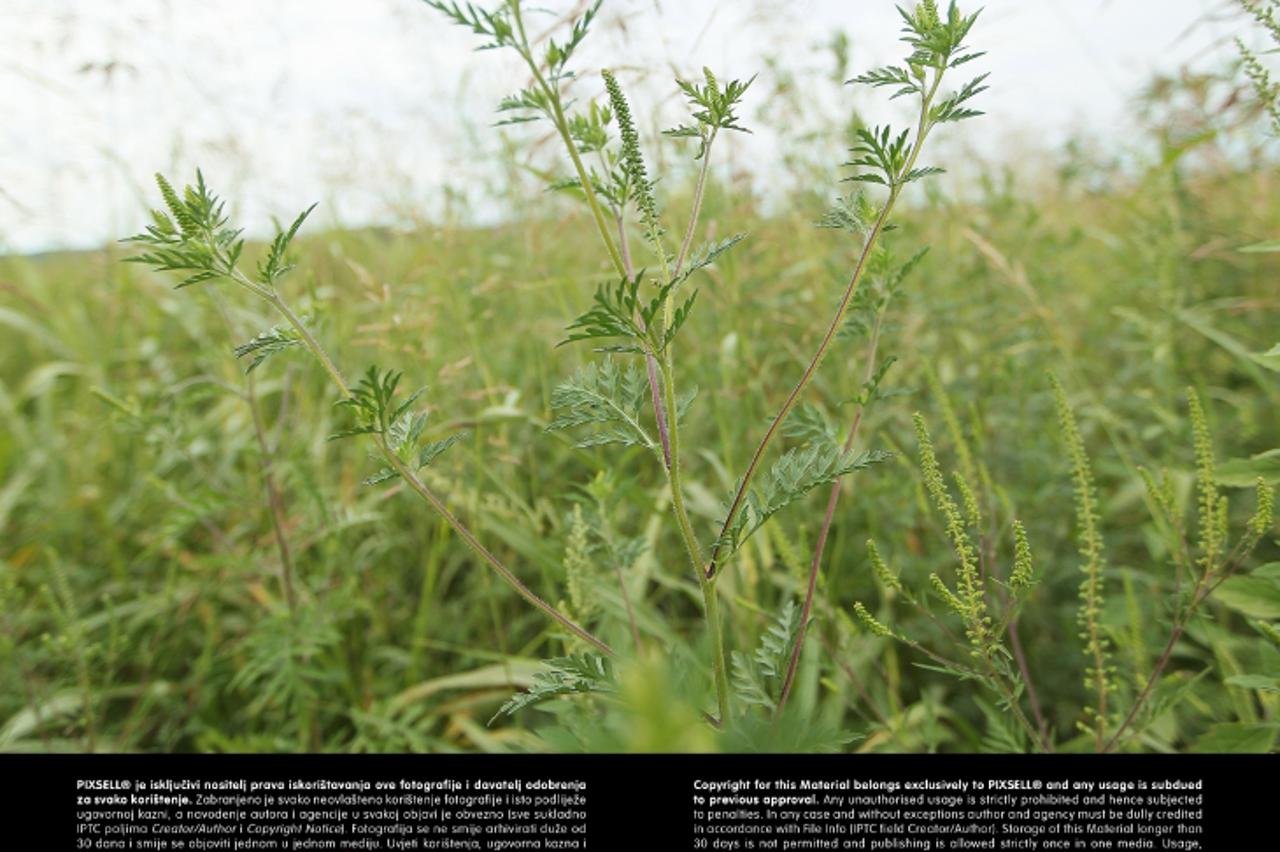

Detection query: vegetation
(1, 1), (1277, 754)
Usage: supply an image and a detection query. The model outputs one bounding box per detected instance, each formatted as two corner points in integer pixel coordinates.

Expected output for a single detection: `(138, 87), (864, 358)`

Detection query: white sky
(0, 0), (1251, 253)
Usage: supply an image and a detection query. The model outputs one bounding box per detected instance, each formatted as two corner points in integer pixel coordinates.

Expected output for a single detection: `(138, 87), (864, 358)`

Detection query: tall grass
(0, 1), (1277, 753)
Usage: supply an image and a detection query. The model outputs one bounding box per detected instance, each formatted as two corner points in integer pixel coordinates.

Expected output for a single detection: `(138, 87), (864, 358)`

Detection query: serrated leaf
(725, 445), (894, 550)
(547, 359), (654, 451)
(492, 653), (614, 722)
(781, 402), (838, 447)
(731, 600), (801, 711)
(259, 203), (316, 284)
(417, 432), (466, 469)
(903, 165), (945, 183)
(363, 467), (400, 486)
(679, 233), (747, 281)
(974, 695), (1026, 753)
(327, 425), (378, 442)
(560, 272), (648, 351)
(234, 325), (303, 374)
(818, 193), (875, 233)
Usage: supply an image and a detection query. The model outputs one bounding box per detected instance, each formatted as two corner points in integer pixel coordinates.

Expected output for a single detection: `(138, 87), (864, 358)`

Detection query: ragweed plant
(424, 0), (986, 726)
(1237, 0), (1280, 133)
(124, 0), (987, 737)
(856, 377), (1275, 753)
(125, 172), (612, 658)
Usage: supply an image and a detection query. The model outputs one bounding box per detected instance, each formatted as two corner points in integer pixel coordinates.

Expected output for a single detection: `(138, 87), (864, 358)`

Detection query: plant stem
(1005, 610), (1051, 750)
(262, 291), (351, 396)
(617, 211), (673, 469)
(985, 657), (1045, 751)
(246, 374), (298, 614)
(1104, 612), (1192, 754)
(775, 307), (886, 718)
(614, 564), (643, 651)
(533, 41), (729, 715)
(673, 132), (717, 277)
(247, 274), (615, 657)
(705, 214), (884, 579)
(511, 1), (626, 278)
(658, 355), (729, 721)
(657, 132), (732, 722)
(705, 72), (942, 582)
(379, 443), (613, 655)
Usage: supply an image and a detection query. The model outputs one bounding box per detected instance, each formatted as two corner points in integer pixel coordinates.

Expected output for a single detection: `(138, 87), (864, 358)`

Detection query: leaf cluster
(844, 1), (987, 189)
(546, 358), (655, 451)
(234, 325), (303, 374)
(722, 445), (894, 552)
(493, 653), (615, 721)
(664, 67), (756, 159)
(421, 1), (515, 51)
(560, 270), (695, 356)
(124, 172), (245, 290)
(330, 367), (465, 486)
(1236, 0), (1280, 133)
(125, 171), (313, 297)
(731, 600), (800, 712)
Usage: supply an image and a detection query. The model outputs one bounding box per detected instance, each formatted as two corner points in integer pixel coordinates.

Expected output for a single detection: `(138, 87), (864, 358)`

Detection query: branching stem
(230, 266), (614, 657)
(775, 305), (886, 718)
(706, 72), (942, 582)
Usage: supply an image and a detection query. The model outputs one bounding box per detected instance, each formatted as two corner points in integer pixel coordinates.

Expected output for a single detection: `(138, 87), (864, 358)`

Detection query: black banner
(1, 754), (1265, 850)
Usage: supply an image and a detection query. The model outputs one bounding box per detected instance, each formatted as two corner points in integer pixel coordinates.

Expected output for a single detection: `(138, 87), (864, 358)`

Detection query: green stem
(775, 305), (886, 719)
(673, 132), (718, 278)
(253, 277), (614, 657)
(246, 374), (298, 614)
(262, 291), (351, 397)
(660, 356), (729, 722)
(378, 444), (613, 655)
(700, 575), (730, 724)
(511, 1), (626, 278)
(705, 72), (943, 582)
(511, 4), (728, 705)
(524, 16), (729, 715)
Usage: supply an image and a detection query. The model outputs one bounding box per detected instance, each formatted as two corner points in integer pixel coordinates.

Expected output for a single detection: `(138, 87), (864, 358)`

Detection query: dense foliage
(1, 1), (1277, 753)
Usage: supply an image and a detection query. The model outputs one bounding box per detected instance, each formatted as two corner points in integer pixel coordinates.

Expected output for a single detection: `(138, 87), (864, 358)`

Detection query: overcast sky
(0, 0), (1252, 253)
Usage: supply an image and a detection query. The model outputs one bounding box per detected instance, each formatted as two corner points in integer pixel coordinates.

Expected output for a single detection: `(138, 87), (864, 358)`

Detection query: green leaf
(258, 203), (316, 284)
(678, 233), (747, 282)
(664, 68), (756, 157)
(724, 445), (894, 550)
(730, 600), (801, 712)
(1255, 563), (1280, 581)
(817, 192), (875, 233)
(233, 325), (303, 374)
(547, 359), (654, 451)
(1224, 674), (1280, 693)
(1214, 575), (1280, 619)
(417, 433), (466, 470)
(492, 654), (615, 722)
(974, 695), (1027, 754)
(124, 171), (248, 292)
(1239, 240), (1280, 253)
(363, 468), (399, 487)
(781, 402), (839, 447)
(1191, 723), (1278, 753)
(1249, 343), (1280, 372)
(560, 272), (648, 352)
(1217, 449), (1280, 487)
